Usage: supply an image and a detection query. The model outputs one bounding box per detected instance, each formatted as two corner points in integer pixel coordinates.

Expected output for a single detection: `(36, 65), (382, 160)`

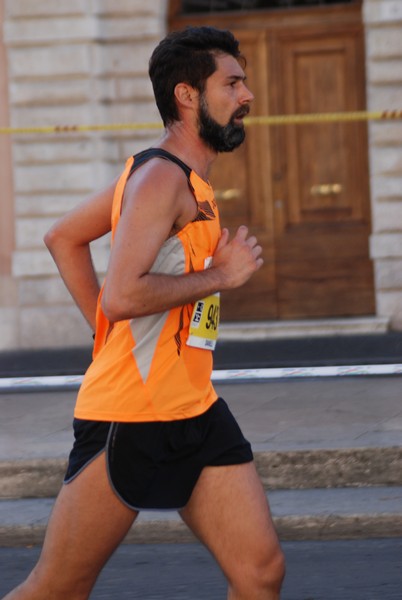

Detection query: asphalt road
(1, 538), (401, 599)
(2, 331), (402, 377)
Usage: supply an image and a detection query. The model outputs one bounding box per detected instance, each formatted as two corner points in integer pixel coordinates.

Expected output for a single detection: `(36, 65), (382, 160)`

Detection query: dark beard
(198, 96), (248, 153)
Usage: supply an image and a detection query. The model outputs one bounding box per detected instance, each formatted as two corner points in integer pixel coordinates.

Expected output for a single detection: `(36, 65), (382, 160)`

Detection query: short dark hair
(149, 26), (243, 126)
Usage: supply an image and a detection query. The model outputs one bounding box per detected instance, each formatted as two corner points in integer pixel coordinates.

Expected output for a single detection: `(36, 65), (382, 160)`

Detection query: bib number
(187, 293), (220, 350)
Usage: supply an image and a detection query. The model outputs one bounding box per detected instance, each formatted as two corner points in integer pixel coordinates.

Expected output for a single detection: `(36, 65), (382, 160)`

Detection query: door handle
(310, 183), (343, 196)
(214, 188), (241, 201)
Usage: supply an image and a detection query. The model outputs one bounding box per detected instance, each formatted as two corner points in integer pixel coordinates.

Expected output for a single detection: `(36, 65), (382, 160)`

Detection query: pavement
(1, 333), (402, 547)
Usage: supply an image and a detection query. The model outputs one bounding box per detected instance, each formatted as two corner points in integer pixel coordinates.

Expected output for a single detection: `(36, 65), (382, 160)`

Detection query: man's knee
(230, 544), (286, 597)
(262, 546), (286, 591)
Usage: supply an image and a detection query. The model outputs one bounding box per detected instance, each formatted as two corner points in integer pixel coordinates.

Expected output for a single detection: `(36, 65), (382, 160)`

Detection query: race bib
(187, 292), (220, 350)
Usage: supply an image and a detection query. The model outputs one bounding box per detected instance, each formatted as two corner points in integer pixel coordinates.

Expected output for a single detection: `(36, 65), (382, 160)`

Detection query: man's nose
(240, 83), (254, 104)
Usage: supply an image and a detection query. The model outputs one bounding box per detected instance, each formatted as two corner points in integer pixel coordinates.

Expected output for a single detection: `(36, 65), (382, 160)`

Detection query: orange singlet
(74, 149), (220, 423)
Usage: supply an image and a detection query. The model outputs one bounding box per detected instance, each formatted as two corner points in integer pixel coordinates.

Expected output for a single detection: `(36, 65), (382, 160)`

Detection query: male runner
(3, 26), (285, 600)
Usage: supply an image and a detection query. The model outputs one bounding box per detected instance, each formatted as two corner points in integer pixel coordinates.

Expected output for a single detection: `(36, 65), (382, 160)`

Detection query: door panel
(272, 28), (375, 318)
(279, 258), (375, 317)
(282, 36), (367, 225)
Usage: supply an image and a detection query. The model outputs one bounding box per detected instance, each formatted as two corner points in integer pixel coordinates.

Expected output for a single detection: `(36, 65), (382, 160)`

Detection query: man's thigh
(179, 462), (282, 575)
(33, 453), (138, 592)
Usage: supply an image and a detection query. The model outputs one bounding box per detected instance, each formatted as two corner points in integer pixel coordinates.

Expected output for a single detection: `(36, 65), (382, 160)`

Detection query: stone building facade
(0, 0), (401, 350)
(0, 0), (166, 349)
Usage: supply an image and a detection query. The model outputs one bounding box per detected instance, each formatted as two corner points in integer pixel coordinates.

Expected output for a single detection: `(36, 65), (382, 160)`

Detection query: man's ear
(174, 83), (198, 110)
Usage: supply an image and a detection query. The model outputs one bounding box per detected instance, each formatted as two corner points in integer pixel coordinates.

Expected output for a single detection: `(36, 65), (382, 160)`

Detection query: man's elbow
(101, 295), (121, 322)
(43, 222), (66, 253)
(43, 224), (57, 251)
(101, 290), (143, 322)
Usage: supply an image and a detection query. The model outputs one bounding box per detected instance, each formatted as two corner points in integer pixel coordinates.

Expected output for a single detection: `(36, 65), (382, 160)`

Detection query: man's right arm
(101, 161), (262, 322)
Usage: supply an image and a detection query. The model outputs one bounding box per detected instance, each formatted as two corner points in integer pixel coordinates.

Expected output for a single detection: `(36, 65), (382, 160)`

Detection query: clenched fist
(211, 225), (263, 290)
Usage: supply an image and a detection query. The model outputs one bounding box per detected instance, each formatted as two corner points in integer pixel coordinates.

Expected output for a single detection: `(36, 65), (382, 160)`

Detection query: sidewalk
(1, 375), (402, 546)
(2, 377), (402, 460)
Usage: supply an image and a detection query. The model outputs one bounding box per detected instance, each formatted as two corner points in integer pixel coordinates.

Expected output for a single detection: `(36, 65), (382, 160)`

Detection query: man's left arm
(44, 179), (117, 332)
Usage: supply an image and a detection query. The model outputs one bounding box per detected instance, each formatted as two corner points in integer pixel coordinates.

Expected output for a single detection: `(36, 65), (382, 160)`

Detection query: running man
(3, 26), (285, 600)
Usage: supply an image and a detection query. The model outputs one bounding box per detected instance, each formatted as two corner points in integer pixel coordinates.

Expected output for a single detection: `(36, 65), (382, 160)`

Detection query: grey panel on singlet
(130, 235), (186, 382)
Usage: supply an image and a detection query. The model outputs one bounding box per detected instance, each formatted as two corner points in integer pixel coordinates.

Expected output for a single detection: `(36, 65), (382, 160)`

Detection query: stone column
(364, 0), (402, 329)
(0, 0), (18, 350)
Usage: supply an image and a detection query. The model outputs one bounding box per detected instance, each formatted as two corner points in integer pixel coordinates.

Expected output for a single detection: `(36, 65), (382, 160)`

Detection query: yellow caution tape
(245, 109), (402, 125)
(0, 110), (401, 135)
(0, 121), (164, 135)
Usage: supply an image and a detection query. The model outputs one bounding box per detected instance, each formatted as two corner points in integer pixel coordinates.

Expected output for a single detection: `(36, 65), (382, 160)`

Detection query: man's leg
(3, 453), (138, 600)
(180, 462), (285, 600)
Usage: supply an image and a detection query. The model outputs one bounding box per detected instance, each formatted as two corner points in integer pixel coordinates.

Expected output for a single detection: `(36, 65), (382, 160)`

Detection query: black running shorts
(64, 398), (253, 510)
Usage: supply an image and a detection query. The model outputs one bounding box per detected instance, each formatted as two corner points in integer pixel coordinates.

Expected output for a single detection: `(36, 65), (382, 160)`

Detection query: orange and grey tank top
(74, 148), (220, 422)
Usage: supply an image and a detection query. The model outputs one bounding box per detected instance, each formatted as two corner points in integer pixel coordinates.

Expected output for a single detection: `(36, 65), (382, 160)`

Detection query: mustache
(232, 105), (250, 120)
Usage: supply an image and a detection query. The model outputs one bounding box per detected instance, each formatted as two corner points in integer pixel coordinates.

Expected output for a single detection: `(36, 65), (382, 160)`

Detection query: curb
(0, 459), (66, 499)
(125, 513), (402, 544)
(1, 487), (402, 547)
(254, 446), (402, 489)
(2, 447), (402, 500)
(1, 514), (402, 548)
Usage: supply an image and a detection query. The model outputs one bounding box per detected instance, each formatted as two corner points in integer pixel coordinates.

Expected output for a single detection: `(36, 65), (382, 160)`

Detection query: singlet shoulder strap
(128, 148), (192, 182)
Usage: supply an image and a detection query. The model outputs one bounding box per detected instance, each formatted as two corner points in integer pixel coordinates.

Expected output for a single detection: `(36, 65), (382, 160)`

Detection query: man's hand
(211, 226), (263, 290)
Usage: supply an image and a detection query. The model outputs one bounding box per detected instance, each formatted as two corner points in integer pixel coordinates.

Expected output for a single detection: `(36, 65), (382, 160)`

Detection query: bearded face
(198, 93), (249, 153)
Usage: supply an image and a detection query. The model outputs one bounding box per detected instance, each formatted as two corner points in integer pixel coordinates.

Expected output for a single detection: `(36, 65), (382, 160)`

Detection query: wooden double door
(170, 2), (375, 321)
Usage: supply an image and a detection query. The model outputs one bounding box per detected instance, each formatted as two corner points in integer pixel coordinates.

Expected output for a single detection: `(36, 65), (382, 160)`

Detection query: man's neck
(157, 122), (217, 182)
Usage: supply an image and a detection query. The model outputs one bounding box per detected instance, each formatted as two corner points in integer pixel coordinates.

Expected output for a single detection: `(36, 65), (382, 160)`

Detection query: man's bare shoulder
(124, 156), (189, 202)
(121, 155), (196, 226)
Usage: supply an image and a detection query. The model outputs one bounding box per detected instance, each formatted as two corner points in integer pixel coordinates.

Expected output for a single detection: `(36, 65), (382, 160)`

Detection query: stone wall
(2, 0), (167, 349)
(1, 0), (402, 351)
(364, 0), (402, 329)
